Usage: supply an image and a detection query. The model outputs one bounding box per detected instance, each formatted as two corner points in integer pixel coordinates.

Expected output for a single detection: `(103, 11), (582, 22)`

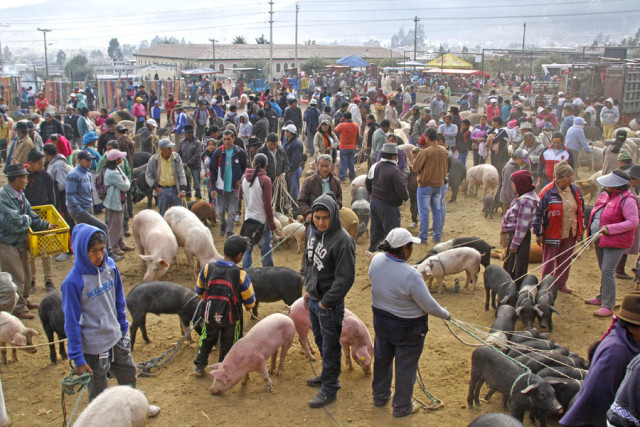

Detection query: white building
(93, 59), (136, 78)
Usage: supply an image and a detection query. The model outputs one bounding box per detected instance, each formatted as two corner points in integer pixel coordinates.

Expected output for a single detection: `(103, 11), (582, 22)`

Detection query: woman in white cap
(368, 228), (450, 418)
(585, 170), (639, 317)
(103, 150), (131, 257)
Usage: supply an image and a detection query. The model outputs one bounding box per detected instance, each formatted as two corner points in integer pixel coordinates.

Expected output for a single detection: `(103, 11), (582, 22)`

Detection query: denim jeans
(339, 149), (356, 182)
(157, 187), (181, 217)
(439, 183), (448, 227)
(308, 298), (344, 398)
(458, 152), (468, 167)
(372, 307), (428, 415)
(288, 167), (302, 204)
(416, 186), (444, 243)
(187, 167), (202, 198)
(216, 190), (238, 236)
(242, 227), (274, 269)
(369, 199), (401, 252)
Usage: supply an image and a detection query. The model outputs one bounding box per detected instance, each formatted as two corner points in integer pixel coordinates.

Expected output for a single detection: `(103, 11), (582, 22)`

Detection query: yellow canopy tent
(425, 53), (473, 70)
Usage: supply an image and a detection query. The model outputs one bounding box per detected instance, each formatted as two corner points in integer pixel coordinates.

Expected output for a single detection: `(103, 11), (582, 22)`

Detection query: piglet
(340, 309), (374, 375)
(208, 313), (295, 394)
(486, 305), (517, 352)
(415, 247), (482, 292)
(189, 200), (217, 226)
(0, 312), (39, 364)
(278, 222), (307, 253)
(535, 274), (560, 332)
(73, 386), (153, 427)
(516, 275), (539, 330)
(132, 209), (178, 282)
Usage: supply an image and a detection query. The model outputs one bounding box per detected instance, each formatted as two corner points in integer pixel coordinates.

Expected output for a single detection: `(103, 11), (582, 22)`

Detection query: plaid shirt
(501, 190), (539, 250)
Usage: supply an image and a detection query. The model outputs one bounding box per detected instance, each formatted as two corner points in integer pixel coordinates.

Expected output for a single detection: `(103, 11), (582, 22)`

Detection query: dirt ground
(2, 158), (631, 427)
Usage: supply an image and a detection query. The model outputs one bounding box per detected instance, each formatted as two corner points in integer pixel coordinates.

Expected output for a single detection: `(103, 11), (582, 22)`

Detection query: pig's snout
(555, 404), (564, 415)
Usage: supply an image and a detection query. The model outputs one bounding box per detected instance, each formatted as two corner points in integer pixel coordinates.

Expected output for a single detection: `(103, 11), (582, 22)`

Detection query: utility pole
(413, 16), (420, 61)
(522, 22), (526, 51)
(208, 38), (218, 69)
(295, 3), (299, 76)
(37, 28), (52, 80)
(269, 0), (274, 79)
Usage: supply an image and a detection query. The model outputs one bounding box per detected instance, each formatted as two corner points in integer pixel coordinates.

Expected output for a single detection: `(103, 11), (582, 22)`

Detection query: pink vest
(592, 190), (637, 248)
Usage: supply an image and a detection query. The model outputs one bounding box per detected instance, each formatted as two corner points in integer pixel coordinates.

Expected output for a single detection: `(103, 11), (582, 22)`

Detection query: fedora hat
(615, 293), (640, 326)
(5, 164), (28, 177)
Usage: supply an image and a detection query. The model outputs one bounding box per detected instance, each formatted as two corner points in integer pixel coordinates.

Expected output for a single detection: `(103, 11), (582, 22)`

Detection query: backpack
(202, 265), (242, 326)
(95, 169), (108, 201)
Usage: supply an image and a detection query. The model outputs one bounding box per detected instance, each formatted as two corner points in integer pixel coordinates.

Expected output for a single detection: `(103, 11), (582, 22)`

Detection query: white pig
(164, 206), (222, 278)
(415, 247), (482, 292)
(73, 386), (154, 427)
(132, 209), (178, 282)
(208, 313), (295, 394)
(340, 309), (374, 375)
(0, 312), (39, 364)
(466, 164), (499, 197)
(273, 212), (293, 226)
(279, 222), (307, 253)
(350, 174), (367, 197)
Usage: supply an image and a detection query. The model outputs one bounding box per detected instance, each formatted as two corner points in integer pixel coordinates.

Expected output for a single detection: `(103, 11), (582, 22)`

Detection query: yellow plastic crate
(27, 205), (70, 257)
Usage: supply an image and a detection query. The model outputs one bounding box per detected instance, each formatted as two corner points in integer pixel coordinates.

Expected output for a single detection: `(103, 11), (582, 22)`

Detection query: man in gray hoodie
(303, 193), (356, 409)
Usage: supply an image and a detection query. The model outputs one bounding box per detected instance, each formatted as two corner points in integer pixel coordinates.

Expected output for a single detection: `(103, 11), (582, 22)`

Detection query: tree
(390, 24), (426, 50)
(64, 54), (93, 81)
(107, 38), (123, 61)
(255, 34), (269, 44)
(462, 46), (469, 53)
(122, 44), (137, 57)
(89, 49), (104, 62)
(232, 36), (247, 45)
(363, 39), (380, 47)
(139, 40), (149, 51)
(301, 56), (330, 73)
(304, 39), (316, 45)
(242, 59), (268, 79)
(56, 50), (66, 67)
(2, 46), (12, 62)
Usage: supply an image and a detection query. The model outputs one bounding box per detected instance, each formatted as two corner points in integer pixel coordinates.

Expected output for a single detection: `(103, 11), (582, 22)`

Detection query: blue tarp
(336, 55), (370, 68)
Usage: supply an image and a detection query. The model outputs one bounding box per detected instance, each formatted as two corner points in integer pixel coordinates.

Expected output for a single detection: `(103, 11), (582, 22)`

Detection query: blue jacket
(173, 111), (187, 134)
(284, 136), (304, 172)
(209, 145), (247, 192)
(560, 114), (575, 136)
(61, 224), (128, 367)
(304, 107), (320, 137)
(66, 164), (94, 215)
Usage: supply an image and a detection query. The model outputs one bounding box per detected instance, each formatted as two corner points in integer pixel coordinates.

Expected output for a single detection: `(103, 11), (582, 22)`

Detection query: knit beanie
(554, 161), (573, 179)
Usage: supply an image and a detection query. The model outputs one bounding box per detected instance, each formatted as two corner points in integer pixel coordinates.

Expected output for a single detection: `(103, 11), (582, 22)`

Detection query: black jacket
(366, 160), (409, 207)
(39, 119), (64, 144)
(257, 143), (289, 182)
(304, 193), (355, 308)
(24, 170), (57, 207)
(253, 117), (269, 143)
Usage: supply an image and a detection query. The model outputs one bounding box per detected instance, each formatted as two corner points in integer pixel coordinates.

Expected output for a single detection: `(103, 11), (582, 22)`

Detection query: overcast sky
(1, 0), (638, 54)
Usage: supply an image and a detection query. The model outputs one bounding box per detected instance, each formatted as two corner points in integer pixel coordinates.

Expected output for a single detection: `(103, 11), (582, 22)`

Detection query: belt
(157, 185), (176, 189)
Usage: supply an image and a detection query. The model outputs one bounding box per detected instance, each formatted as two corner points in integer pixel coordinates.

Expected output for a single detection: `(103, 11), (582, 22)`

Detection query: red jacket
(533, 181), (584, 245)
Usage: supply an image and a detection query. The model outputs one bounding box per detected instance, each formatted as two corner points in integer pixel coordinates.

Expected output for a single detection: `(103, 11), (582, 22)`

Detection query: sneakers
(616, 272), (633, 280)
(124, 230), (131, 237)
(219, 227), (226, 236)
(30, 281), (35, 293)
(235, 214), (241, 223)
(594, 307), (613, 317)
(306, 376), (322, 387)
(112, 248), (125, 256)
(45, 281), (56, 293)
(308, 392), (336, 408)
(55, 252), (73, 261)
(120, 245), (134, 252)
(585, 297), (602, 305)
(194, 366), (204, 377)
(110, 253), (124, 262)
(148, 405), (161, 418)
(393, 402), (420, 418)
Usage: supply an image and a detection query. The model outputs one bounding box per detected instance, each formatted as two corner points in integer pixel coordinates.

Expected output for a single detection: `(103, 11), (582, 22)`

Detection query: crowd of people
(1, 67), (640, 424)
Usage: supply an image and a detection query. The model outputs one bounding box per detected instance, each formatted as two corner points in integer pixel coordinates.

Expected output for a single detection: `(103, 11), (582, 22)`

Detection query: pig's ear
(550, 306), (561, 315)
(212, 371), (227, 385)
(521, 383), (539, 395)
(515, 306), (522, 316)
(26, 328), (39, 337)
(534, 305), (544, 317)
(159, 259), (169, 268)
(11, 333), (26, 346)
(139, 254), (153, 262)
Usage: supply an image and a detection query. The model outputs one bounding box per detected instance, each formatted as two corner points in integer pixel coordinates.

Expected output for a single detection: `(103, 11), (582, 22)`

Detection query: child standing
(151, 100), (162, 127)
(61, 224), (159, 419)
(193, 236), (255, 376)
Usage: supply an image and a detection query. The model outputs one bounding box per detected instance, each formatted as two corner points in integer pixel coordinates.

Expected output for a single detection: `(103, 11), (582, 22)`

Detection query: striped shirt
(196, 259), (255, 309)
(501, 191), (539, 250)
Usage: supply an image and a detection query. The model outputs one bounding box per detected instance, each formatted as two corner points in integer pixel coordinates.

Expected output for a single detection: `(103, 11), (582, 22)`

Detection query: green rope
(416, 368), (444, 409)
(446, 318), (531, 373)
(61, 363), (92, 427)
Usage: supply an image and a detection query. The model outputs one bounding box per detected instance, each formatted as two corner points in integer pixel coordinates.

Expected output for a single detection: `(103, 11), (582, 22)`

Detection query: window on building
(276, 63), (281, 72)
(219, 64), (224, 73)
(284, 63), (288, 70)
(233, 64), (237, 69)
(291, 62), (295, 68)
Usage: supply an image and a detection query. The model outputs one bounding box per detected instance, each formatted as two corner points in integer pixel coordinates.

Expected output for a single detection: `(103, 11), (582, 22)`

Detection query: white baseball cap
(146, 119), (157, 127)
(385, 228), (420, 249)
(283, 124), (297, 134)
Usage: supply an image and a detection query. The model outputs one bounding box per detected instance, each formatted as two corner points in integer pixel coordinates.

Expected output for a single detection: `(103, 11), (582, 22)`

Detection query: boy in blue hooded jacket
(61, 223), (137, 401)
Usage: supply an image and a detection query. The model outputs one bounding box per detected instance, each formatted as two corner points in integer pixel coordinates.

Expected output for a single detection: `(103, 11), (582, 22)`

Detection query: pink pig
(0, 312), (39, 364)
(208, 313), (295, 394)
(286, 298), (374, 375)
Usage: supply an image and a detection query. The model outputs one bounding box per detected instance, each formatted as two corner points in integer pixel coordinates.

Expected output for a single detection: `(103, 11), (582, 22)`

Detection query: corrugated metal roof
(134, 43), (397, 61)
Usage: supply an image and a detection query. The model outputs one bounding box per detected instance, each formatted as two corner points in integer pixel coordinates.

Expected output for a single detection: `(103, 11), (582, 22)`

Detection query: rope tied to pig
(136, 300), (203, 377)
(60, 362), (91, 427)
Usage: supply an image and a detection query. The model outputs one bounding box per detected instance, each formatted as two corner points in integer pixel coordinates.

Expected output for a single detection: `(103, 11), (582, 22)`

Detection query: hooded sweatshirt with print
(304, 193), (356, 308)
(600, 97), (620, 127)
(61, 224), (128, 367)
